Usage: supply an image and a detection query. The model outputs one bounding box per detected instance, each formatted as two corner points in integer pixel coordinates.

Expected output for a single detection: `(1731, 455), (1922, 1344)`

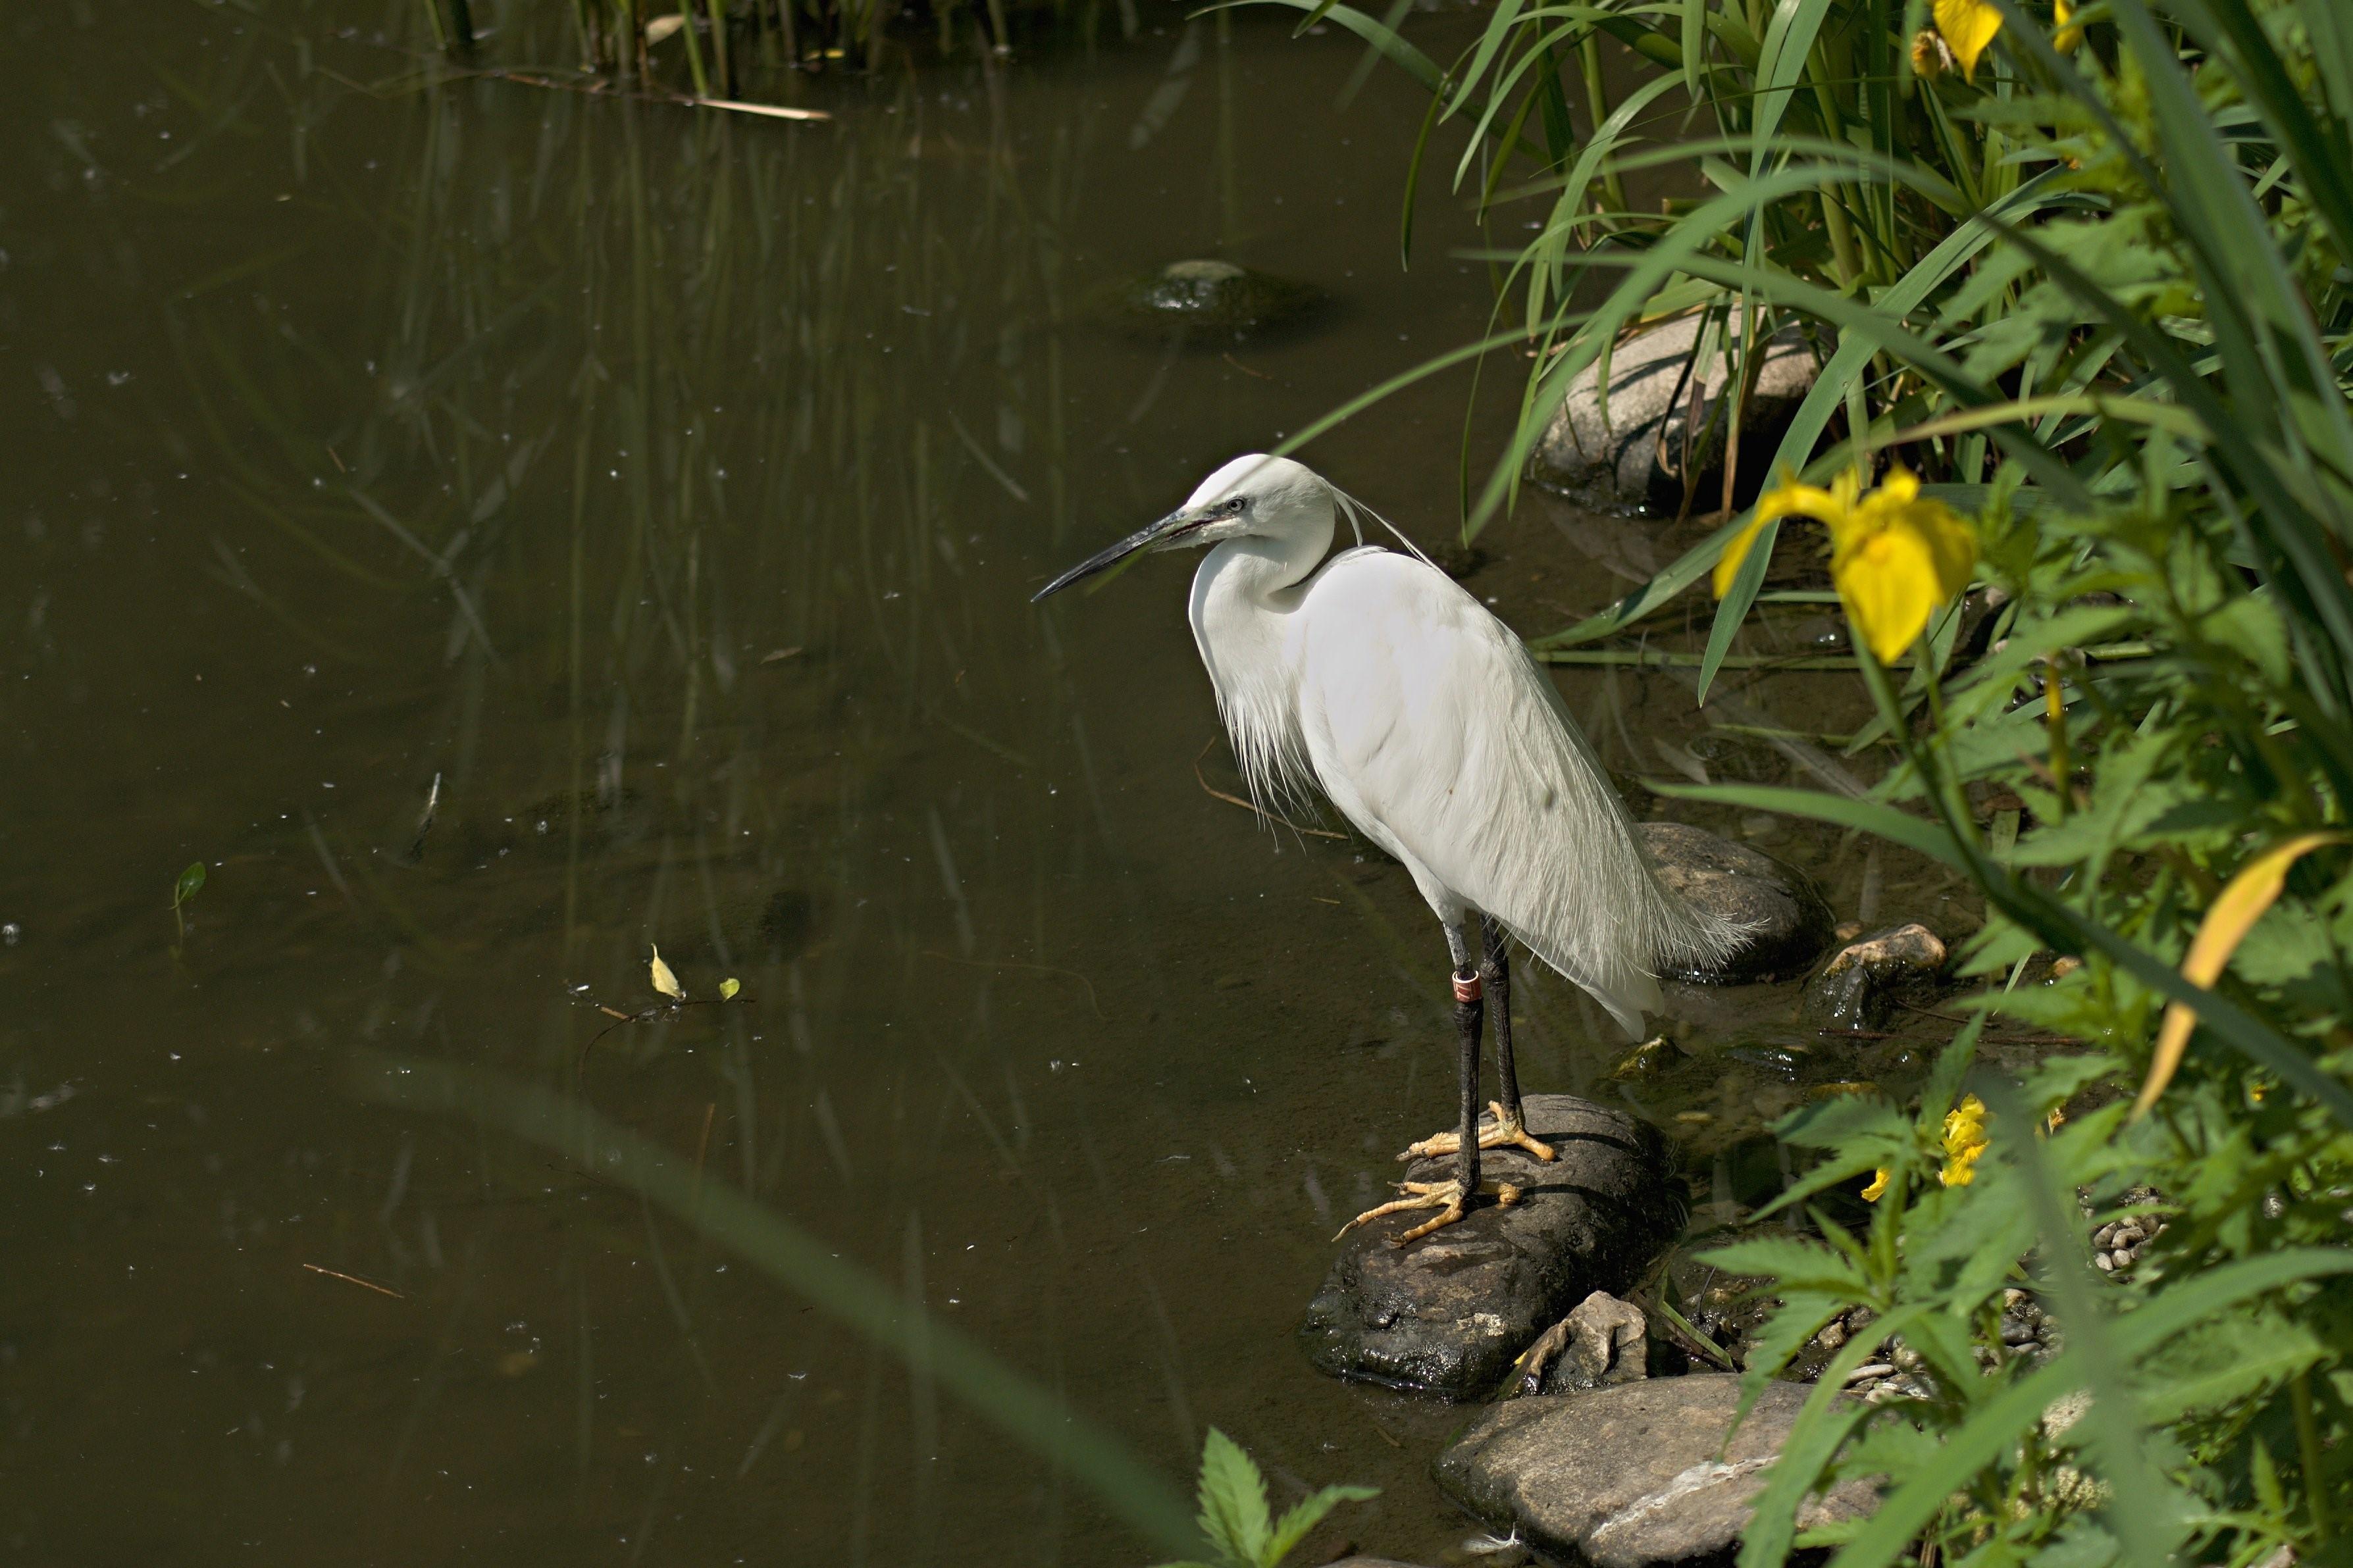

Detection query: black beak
(1031, 509), (1201, 603)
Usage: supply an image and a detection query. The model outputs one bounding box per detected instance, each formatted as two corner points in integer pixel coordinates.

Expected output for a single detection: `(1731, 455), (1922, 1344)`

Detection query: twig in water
(301, 1263), (405, 1299)
(1221, 353), (1274, 381)
(405, 771), (442, 863)
(1192, 738), (1345, 840)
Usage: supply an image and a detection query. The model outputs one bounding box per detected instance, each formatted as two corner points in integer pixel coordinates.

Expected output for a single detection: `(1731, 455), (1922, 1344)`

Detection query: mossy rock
(1114, 259), (1325, 343)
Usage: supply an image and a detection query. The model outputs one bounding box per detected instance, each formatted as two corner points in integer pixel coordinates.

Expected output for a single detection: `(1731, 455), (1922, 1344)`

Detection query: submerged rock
(1299, 1096), (1680, 1400)
(1533, 314), (1821, 513)
(1118, 259), (1324, 342)
(1802, 922), (1948, 1030)
(1638, 821), (1836, 983)
(1434, 1375), (1877, 1567)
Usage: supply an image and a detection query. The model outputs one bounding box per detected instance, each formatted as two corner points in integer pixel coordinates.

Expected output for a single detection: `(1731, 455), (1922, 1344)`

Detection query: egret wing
(1295, 553), (1722, 1036)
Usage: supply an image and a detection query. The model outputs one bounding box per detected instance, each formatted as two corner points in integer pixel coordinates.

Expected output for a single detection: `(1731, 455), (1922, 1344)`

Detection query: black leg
(1453, 964), (1484, 1205)
(1481, 917), (1523, 1125)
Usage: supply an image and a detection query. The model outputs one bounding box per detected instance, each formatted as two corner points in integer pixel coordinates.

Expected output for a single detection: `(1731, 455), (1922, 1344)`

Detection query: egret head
(1031, 454), (1332, 602)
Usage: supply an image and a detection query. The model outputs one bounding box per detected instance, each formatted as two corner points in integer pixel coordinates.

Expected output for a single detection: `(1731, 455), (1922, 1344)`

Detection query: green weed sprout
(171, 861), (205, 946)
(1154, 1428), (1377, 1568)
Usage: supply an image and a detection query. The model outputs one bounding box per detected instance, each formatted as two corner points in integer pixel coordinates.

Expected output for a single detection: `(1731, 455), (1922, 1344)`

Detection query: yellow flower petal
(1713, 515), (1771, 599)
(1715, 476), (1844, 599)
(2134, 832), (2347, 1119)
(1862, 1168), (1890, 1202)
(1828, 470), (1977, 663)
(1934, 0), (2004, 78)
(1940, 1094), (1989, 1187)
(2054, 0), (2083, 51)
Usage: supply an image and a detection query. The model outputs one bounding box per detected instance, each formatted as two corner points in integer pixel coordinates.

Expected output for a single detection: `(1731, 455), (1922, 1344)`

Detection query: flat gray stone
(1534, 314), (1820, 513)
(1638, 822), (1835, 983)
(1300, 1096), (1680, 1400)
(1802, 922), (1948, 1030)
(1434, 1375), (1877, 1567)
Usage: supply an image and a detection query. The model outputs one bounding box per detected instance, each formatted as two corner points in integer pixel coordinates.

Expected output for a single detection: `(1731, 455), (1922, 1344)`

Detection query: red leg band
(1452, 973), (1484, 1003)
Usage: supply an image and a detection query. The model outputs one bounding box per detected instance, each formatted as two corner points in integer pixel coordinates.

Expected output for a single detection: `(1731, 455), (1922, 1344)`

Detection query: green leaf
(1264, 1483), (1380, 1567)
(1195, 1429), (1272, 1567)
(1653, 782), (1967, 869)
(174, 861), (207, 907)
(719, 977), (742, 1001)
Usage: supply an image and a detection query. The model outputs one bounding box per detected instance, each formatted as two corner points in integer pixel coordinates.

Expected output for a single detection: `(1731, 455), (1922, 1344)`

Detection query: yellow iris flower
(1713, 466), (1978, 665)
(1862, 1094), (1991, 1201)
(2054, 0), (2084, 51)
(1932, 0), (2004, 78)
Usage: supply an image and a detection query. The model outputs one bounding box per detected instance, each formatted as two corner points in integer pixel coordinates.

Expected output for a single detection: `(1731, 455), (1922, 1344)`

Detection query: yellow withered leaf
(2133, 832), (2345, 1119)
(644, 13), (687, 43)
(719, 977), (741, 1001)
(650, 944), (685, 1001)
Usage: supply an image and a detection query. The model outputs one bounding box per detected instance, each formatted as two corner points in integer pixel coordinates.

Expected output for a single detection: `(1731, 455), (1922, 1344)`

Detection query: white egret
(1035, 455), (1743, 1244)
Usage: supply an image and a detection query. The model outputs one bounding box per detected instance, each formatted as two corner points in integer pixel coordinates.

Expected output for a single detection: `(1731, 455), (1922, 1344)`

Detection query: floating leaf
(719, 977), (742, 1001)
(2134, 832), (2346, 1118)
(174, 862), (207, 907)
(649, 944), (685, 1000)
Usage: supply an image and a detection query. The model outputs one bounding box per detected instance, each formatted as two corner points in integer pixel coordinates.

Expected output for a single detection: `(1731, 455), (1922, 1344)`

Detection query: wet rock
(1300, 1096), (1680, 1400)
(1637, 821), (1836, 982)
(1434, 1375), (1877, 1567)
(1801, 923), (1948, 1031)
(1118, 259), (1324, 343)
(1532, 315), (1821, 513)
(1516, 1290), (1649, 1396)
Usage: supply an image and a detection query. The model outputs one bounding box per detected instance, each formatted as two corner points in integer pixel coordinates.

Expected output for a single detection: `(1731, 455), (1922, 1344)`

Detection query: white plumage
(1035, 453), (1743, 1242)
(1171, 454), (1740, 1036)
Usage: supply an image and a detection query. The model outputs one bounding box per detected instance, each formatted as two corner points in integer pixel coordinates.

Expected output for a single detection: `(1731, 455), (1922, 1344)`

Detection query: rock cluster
(2091, 1203), (2164, 1273)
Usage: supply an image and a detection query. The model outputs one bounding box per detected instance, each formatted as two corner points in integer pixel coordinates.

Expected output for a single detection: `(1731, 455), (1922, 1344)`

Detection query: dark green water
(0, 4), (1948, 1563)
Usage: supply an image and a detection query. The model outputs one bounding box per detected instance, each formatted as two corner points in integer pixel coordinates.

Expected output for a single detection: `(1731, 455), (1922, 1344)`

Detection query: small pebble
(1817, 1320), (1848, 1351)
(1845, 1363), (1896, 1383)
(2096, 1253), (2115, 1272)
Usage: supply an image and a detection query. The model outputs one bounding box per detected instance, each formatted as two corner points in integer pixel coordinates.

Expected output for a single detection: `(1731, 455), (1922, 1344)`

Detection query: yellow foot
(1335, 1178), (1524, 1246)
(1401, 1101), (1557, 1164)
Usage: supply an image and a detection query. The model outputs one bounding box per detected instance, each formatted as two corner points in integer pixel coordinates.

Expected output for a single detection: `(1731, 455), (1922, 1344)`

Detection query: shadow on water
(1, 2), (1967, 1563)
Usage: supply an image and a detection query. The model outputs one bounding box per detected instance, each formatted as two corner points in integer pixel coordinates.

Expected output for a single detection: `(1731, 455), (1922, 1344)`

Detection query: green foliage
(1315, 0), (2353, 1559)
(1154, 1429), (1378, 1568)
